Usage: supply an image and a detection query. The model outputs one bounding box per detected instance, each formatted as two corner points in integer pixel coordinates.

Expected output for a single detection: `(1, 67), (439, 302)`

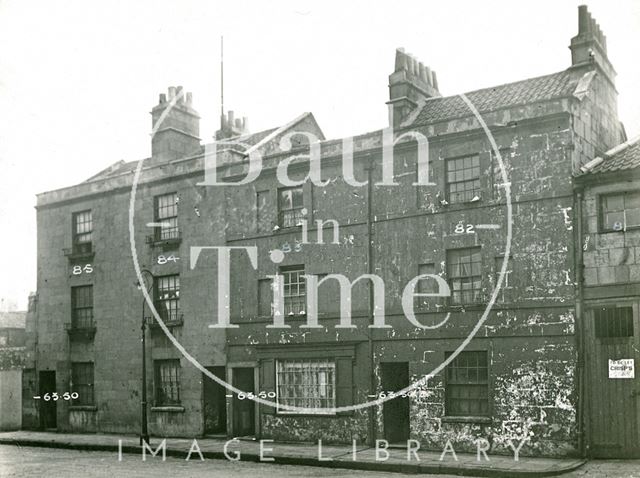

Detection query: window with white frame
(276, 359), (335, 413)
(281, 265), (306, 316)
(155, 192), (179, 240)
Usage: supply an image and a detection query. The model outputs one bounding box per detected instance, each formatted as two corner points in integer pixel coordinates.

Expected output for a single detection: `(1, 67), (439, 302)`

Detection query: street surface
(1, 445), (640, 477)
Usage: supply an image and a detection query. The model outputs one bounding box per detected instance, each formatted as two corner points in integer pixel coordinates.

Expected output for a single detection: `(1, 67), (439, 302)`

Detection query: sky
(0, 0), (639, 310)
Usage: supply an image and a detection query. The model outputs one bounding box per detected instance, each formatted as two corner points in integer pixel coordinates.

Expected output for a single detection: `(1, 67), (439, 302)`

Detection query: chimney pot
(228, 110), (235, 125)
(159, 93), (167, 104)
(243, 116), (248, 131)
(431, 70), (439, 91)
(578, 5), (589, 34)
(186, 92), (193, 104)
(235, 118), (242, 129)
(168, 86), (176, 99)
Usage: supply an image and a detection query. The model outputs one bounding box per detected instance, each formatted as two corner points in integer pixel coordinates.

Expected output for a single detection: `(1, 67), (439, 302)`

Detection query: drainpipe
(365, 162), (376, 446)
(573, 185), (587, 457)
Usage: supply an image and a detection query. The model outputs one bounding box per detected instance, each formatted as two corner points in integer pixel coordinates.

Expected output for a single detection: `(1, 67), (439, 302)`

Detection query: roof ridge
(604, 134), (640, 158)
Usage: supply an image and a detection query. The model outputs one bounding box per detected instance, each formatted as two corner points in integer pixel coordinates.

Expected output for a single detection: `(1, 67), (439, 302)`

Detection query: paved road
(1, 445), (640, 478)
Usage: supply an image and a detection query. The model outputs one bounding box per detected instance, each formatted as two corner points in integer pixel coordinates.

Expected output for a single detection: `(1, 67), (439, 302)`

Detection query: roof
(0, 311), (26, 329)
(580, 136), (640, 175)
(408, 69), (580, 126)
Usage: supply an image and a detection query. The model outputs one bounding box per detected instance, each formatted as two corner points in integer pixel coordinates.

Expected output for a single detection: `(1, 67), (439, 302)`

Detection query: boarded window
(256, 190), (271, 233)
(447, 248), (482, 305)
(601, 191), (640, 231)
(155, 359), (181, 406)
(258, 279), (272, 317)
(494, 255), (514, 302)
(155, 192), (179, 240)
(71, 362), (94, 406)
(276, 359), (335, 413)
(71, 285), (94, 328)
(445, 351), (489, 417)
(446, 155), (481, 204)
(594, 306), (634, 338)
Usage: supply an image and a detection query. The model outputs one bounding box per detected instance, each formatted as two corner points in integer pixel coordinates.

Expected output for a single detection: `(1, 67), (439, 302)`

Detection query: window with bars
(445, 351), (489, 417)
(72, 210), (93, 254)
(276, 359), (335, 413)
(278, 186), (304, 228)
(594, 306), (634, 338)
(282, 266), (305, 316)
(155, 192), (179, 240)
(71, 285), (94, 328)
(71, 362), (94, 406)
(600, 192), (640, 232)
(154, 275), (181, 323)
(446, 155), (481, 204)
(447, 248), (482, 305)
(154, 360), (181, 406)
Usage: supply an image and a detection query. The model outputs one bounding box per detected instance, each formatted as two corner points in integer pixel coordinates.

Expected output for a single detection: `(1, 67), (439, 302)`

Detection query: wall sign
(608, 359), (635, 379)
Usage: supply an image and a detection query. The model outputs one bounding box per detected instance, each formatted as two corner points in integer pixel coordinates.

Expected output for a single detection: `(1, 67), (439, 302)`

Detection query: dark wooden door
(232, 368), (255, 437)
(203, 366), (227, 435)
(585, 303), (640, 458)
(381, 362), (410, 443)
(39, 371), (57, 430)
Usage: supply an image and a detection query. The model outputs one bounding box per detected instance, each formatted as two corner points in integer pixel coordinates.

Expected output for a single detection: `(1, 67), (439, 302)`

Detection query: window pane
(155, 360), (181, 405)
(277, 359), (335, 413)
(446, 156), (481, 204)
(445, 351), (489, 417)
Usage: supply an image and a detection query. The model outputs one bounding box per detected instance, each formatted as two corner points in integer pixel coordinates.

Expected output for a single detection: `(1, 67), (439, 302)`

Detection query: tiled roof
(583, 137), (640, 175)
(0, 312), (26, 329)
(409, 69), (579, 126)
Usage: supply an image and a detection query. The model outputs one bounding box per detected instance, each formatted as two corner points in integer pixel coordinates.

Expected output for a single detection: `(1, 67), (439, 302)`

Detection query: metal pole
(365, 162), (376, 446)
(139, 269), (153, 446)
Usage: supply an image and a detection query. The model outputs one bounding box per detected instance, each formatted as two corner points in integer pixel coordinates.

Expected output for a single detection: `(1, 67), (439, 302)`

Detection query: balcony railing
(65, 316), (96, 341)
(63, 243), (95, 262)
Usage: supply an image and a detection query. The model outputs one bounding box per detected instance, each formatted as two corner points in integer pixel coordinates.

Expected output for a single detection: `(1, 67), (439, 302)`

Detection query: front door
(203, 366), (227, 435)
(381, 362), (410, 443)
(39, 371), (57, 430)
(585, 303), (640, 457)
(232, 367), (255, 437)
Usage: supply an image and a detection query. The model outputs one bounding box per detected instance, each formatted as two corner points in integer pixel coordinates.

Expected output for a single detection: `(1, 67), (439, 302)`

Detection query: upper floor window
(446, 155), (481, 204)
(445, 351), (489, 417)
(72, 210), (93, 254)
(594, 306), (634, 338)
(155, 192), (179, 240)
(282, 265), (305, 316)
(71, 362), (94, 406)
(155, 274), (181, 323)
(447, 248), (482, 305)
(278, 186), (304, 228)
(71, 285), (94, 329)
(601, 191), (640, 232)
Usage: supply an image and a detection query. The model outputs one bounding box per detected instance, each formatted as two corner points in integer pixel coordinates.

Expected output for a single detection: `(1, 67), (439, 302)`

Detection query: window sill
(69, 405), (97, 412)
(147, 236), (182, 249)
(63, 249), (95, 263)
(151, 406), (185, 413)
(441, 416), (491, 424)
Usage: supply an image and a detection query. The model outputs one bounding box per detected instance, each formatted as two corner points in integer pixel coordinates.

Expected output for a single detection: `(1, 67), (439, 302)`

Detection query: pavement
(0, 430), (586, 477)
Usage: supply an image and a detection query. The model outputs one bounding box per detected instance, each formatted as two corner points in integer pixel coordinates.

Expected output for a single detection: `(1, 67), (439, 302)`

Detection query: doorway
(39, 371), (57, 430)
(381, 362), (410, 443)
(585, 303), (640, 458)
(232, 367), (255, 437)
(203, 366), (227, 435)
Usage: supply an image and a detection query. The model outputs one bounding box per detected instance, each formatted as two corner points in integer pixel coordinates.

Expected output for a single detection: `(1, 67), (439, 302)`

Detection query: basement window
(71, 362), (94, 406)
(155, 359), (181, 406)
(446, 155), (481, 204)
(445, 351), (489, 417)
(594, 306), (634, 338)
(600, 191), (640, 232)
(276, 359), (336, 413)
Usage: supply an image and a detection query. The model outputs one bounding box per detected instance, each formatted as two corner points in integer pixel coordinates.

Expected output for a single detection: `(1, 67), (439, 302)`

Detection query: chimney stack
(570, 5), (615, 84)
(150, 86), (201, 162)
(215, 110), (249, 140)
(387, 48), (441, 128)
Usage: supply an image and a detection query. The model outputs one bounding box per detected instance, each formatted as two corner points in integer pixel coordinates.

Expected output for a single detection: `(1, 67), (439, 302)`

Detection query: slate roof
(583, 137), (640, 175)
(0, 312), (26, 329)
(409, 69), (579, 126)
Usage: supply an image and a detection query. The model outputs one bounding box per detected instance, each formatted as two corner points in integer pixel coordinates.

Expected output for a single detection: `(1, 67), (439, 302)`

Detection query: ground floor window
(594, 306), (634, 338)
(276, 359), (335, 413)
(71, 362), (94, 406)
(445, 351), (489, 417)
(154, 359), (181, 406)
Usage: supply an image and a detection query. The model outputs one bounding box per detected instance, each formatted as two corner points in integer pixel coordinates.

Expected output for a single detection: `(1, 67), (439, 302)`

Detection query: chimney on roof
(150, 86), (201, 162)
(216, 110), (249, 140)
(570, 5), (615, 84)
(387, 48), (441, 128)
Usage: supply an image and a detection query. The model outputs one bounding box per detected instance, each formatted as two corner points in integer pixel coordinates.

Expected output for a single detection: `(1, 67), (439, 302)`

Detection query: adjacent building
(24, 6), (636, 458)
(0, 309), (27, 430)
